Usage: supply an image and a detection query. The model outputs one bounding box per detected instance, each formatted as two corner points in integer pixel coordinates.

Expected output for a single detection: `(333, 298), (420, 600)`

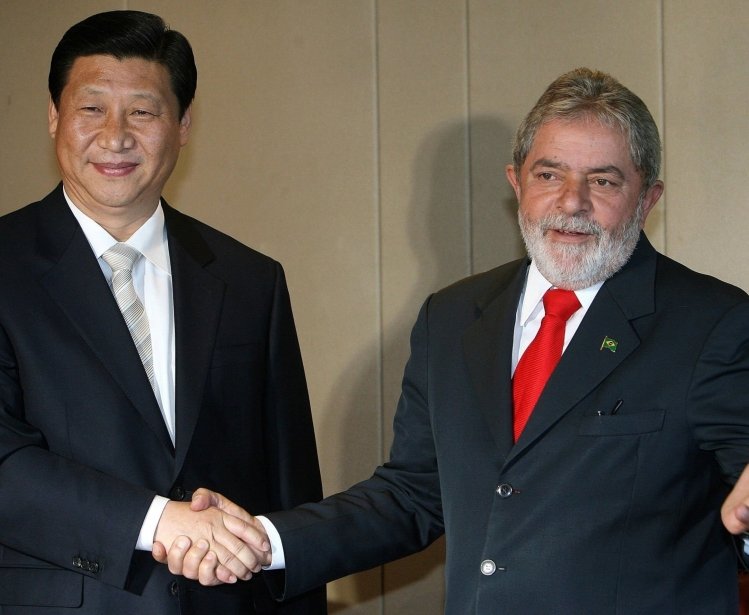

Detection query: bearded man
(161, 68), (749, 615)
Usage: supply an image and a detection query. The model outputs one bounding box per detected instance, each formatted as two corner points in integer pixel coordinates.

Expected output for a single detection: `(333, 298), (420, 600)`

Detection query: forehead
(526, 118), (635, 172)
(63, 54), (174, 100)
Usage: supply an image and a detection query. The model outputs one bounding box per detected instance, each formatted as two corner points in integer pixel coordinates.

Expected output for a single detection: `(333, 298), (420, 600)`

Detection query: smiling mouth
(92, 162), (138, 177)
(547, 228), (593, 238)
(559, 228), (591, 235)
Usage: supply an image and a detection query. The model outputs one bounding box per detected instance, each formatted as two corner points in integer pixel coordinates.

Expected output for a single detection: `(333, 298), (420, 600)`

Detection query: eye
(80, 106), (102, 113)
(592, 177), (617, 187)
(131, 109), (156, 117)
(538, 172), (556, 181)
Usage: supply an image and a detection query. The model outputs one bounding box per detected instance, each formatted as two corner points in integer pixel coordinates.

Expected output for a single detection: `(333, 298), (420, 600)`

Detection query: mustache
(539, 214), (603, 236)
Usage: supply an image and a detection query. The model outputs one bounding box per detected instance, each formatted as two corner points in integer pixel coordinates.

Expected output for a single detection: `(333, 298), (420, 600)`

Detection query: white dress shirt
(64, 189), (172, 550)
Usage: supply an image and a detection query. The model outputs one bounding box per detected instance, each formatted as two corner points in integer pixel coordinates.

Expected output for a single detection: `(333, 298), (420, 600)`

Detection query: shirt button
(481, 559), (497, 576)
(496, 483), (514, 498)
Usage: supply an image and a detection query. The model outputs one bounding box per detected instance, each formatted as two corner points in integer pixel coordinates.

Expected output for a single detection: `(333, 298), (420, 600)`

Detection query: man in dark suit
(0, 10), (326, 614)
(164, 69), (749, 613)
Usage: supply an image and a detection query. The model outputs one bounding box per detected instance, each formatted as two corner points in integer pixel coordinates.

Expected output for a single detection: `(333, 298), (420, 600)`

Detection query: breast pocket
(578, 409), (666, 437)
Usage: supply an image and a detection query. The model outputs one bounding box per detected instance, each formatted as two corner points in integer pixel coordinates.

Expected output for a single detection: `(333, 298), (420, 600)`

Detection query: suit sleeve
(687, 300), (749, 568)
(0, 318), (154, 590)
(263, 263), (323, 509)
(266, 296), (445, 599)
(261, 262), (328, 612)
(688, 300), (749, 481)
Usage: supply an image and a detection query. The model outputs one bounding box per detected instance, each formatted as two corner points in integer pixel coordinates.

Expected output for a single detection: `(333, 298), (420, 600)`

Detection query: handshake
(152, 488), (271, 586)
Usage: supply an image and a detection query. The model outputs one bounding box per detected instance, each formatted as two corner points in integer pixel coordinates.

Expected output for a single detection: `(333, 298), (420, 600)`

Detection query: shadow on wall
(322, 115), (522, 613)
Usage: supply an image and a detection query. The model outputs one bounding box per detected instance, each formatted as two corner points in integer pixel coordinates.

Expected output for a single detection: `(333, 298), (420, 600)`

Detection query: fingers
(154, 502), (253, 581)
(722, 464), (749, 534)
(164, 537), (235, 586)
(222, 510), (271, 556)
(203, 527), (254, 580)
(724, 501), (749, 534)
(165, 536), (192, 575)
(215, 563), (239, 585)
(154, 496), (271, 585)
(195, 542), (235, 586)
(152, 541), (168, 564)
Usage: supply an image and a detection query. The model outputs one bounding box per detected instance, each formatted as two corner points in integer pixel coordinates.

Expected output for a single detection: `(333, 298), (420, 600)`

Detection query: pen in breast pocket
(596, 399), (623, 416)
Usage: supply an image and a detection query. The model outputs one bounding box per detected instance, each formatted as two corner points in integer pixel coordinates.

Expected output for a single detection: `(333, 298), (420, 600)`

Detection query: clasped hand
(153, 489), (271, 586)
(153, 464), (749, 587)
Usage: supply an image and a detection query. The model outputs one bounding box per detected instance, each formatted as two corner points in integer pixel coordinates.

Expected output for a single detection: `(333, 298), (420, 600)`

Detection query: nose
(97, 113), (135, 152)
(557, 177), (592, 215)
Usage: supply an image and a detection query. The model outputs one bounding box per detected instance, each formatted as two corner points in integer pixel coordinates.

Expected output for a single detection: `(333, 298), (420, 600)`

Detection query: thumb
(191, 488), (254, 523)
(190, 488), (218, 512)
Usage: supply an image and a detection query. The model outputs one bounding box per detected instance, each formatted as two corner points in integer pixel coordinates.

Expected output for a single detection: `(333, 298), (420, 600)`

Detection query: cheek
(593, 202), (637, 230)
(519, 194), (552, 218)
(57, 122), (93, 154)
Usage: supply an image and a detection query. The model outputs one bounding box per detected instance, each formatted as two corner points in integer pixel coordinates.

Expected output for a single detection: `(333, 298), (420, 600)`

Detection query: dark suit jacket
(0, 185), (326, 614)
(269, 234), (749, 614)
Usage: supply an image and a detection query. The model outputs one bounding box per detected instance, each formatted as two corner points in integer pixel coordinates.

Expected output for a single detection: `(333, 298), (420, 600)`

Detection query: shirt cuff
(256, 515), (286, 570)
(136, 495), (170, 551)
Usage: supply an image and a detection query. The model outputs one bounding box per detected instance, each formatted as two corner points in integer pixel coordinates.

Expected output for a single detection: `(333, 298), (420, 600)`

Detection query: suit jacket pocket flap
(0, 567), (83, 606)
(578, 409), (665, 437)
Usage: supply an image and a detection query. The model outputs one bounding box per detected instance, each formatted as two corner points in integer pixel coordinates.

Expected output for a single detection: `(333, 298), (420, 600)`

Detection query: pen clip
(597, 399), (623, 416)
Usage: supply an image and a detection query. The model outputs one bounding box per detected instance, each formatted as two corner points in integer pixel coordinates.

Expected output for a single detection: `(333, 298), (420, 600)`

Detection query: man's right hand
(153, 499), (270, 585)
(152, 491), (271, 586)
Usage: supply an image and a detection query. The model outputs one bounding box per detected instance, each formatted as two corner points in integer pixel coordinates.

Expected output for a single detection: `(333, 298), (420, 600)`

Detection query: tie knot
(102, 243), (142, 273)
(542, 288), (581, 321)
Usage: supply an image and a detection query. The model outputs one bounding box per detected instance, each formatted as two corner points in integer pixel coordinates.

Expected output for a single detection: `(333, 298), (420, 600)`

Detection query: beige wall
(1, 1), (746, 612)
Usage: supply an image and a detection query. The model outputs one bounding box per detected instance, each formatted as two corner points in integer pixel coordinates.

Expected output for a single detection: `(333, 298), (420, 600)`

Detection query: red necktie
(512, 288), (581, 441)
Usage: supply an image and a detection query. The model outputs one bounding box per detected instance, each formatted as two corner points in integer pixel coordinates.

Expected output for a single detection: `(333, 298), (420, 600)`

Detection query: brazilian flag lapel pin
(600, 336), (618, 352)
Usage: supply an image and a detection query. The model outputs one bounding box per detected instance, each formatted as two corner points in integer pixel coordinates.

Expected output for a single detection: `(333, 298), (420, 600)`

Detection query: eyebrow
(81, 86), (163, 105)
(530, 158), (626, 181)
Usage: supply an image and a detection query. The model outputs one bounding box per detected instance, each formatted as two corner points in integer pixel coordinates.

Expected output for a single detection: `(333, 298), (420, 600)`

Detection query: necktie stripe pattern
(512, 288), (581, 442)
(101, 243), (155, 390)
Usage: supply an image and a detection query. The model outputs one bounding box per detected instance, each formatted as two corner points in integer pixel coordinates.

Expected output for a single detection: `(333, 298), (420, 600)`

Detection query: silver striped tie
(101, 243), (155, 390)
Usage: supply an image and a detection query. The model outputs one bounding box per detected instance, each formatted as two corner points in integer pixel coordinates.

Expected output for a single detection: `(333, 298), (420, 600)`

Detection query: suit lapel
(36, 187), (173, 451)
(164, 205), (225, 473)
(463, 261), (528, 459)
(508, 235), (658, 460)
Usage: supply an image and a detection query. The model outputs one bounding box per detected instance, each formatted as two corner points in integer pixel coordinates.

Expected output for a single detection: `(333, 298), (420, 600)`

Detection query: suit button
(170, 485), (186, 500)
(496, 483), (514, 498)
(169, 580), (179, 597)
(481, 559), (497, 576)
(72, 556), (82, 568)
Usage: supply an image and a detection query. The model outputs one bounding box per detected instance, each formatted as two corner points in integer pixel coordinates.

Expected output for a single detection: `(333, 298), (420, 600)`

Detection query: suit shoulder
(0, 198), (49, 261)
(0, 198), (45, 233)
(164, 206), (280, 271)
(430, 258), (526, 307)
(655, 252), (749, 306)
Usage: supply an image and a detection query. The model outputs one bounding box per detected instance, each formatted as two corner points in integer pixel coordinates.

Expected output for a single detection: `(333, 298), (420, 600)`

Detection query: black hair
(48, 10), (197, 118)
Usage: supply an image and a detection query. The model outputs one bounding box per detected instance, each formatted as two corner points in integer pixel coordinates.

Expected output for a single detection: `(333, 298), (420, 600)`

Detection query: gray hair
(512, 68), (661, 188)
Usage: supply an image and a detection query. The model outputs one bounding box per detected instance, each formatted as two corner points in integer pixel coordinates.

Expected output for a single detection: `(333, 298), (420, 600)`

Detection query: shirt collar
(519, 260), (604, 326)
(63, 187), (170, 274)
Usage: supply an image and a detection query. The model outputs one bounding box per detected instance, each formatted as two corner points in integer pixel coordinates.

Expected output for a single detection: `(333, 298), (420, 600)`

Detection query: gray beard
(518, 203), (644, 290)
